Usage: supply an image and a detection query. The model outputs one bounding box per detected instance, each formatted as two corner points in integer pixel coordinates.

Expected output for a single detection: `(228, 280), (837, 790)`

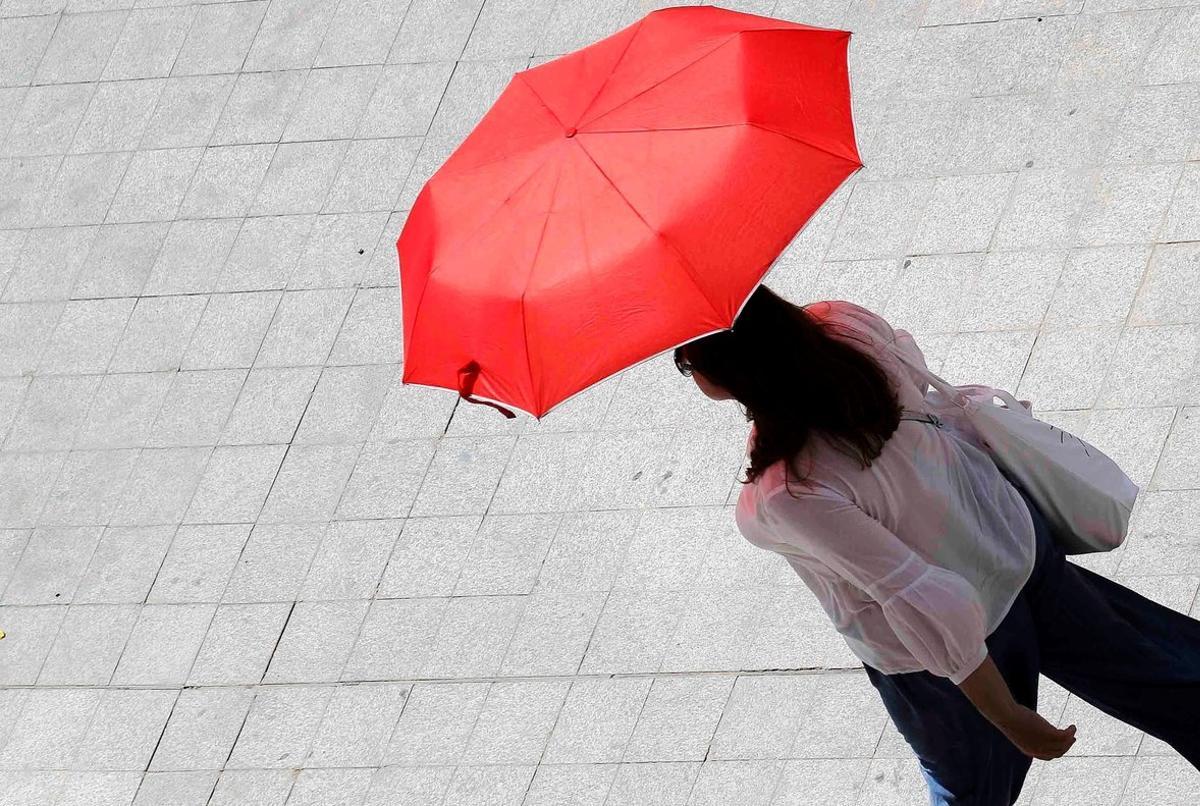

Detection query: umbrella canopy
(397, 4), (863, 420)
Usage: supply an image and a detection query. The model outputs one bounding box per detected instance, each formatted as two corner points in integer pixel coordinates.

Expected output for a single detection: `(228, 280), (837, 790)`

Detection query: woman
(674, 284), (1200, 804)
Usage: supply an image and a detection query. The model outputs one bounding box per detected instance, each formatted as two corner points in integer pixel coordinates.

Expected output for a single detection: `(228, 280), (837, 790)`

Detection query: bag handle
(882, 340), (1032, 418)
(881, 339), (969, 409)
(988, 387), (1035, 419)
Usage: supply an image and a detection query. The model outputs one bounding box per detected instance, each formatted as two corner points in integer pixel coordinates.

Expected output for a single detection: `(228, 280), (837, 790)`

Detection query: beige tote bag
(885, 342), (1140, 555)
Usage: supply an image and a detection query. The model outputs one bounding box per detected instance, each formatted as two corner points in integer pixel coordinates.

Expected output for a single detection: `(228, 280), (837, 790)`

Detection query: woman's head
(673, 284), (902, 497)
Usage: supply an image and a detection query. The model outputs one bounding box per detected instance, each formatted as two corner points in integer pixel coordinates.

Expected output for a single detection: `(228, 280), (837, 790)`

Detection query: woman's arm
(760, 487), (991, 684)
(958, 655), (1077, 760)
(956, 654), (1019, 726)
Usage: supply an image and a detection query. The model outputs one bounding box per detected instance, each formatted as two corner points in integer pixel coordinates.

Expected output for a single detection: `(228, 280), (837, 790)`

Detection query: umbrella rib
(426, 150), (558, 282)
(577, 33), (740, 131)
(407, 150), (558, 358)
(571, 140), (723, 324)
(589, 120), (857, 166)
(521, 159), (564, 415)
(434, 136), (557, 185)
(744, 121), (860, 166)
(572, 16), (648, 132)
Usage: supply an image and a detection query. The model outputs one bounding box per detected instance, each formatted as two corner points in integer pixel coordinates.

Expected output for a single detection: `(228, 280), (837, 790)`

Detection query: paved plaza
(1, 0), (1199, 803)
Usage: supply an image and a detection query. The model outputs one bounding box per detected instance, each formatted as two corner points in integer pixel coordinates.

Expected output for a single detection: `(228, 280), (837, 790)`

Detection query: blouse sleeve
(761, 486), (990, 684)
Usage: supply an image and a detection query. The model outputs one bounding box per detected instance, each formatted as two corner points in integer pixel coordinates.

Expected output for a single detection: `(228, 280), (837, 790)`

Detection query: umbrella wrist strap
(458, 361), (517, 419)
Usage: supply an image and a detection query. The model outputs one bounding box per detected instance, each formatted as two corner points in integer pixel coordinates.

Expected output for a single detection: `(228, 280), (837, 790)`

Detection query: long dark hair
(674, 284), (903, 499)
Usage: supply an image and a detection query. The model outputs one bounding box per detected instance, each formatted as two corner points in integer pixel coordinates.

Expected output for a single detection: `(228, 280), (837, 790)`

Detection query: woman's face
(678, 346), (734, 401)
(691, 367), (735, 401)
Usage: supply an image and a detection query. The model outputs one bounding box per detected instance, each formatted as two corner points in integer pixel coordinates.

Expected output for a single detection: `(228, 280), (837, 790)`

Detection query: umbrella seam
(522, 159), (565, 417)
(433, 135), (558, 185)
(745, 121), (861, 167)
(425, 152), (561, 283)
(407, 149), (560, 376)
(578, 24), (848, 133)
(573, 16), (648, 131)
(571, 139), (724, 325)
(577, 32), (742, 131)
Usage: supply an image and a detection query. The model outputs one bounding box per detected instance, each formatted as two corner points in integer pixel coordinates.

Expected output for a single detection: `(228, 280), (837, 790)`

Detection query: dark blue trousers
(863, 472), (1200, 805)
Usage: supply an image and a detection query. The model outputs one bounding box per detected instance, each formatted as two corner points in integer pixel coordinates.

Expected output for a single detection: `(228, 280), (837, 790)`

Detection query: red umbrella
(397, 4), (863, 420)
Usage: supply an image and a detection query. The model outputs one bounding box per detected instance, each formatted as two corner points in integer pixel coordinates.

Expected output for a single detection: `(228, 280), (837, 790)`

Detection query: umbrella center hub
(565, 127), (577, 138)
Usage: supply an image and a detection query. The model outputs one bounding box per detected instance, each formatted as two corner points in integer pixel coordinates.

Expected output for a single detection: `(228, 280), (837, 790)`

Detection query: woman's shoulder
(811, 299), (892, 334)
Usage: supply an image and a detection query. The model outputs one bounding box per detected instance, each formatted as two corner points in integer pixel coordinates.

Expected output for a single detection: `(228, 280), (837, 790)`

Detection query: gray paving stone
(257, 442), (360, 523)
(110, 294), (208, 372)
(1163, 161), (1200, 242)
(148, 522), (248, 603)
(211, 69), (309, 147)
(326, 286), (402, 364)
(150, 685), (255, 771)
(334, 439), (432, 519)
(0, 527), (28, 595)
(173, 1), (267, 77)
(0, 14), (56, 86)
(69, 221), (168, 300)
(186, 601), (291, 685)
(418, 593), (525, 678)
(5, 83), (93, 158)
(185, 444), (282, 522)
(40, 450), (141, 525)
(315, 0), (409, 68)
(207, 767), (294, 806)
(293, 364), (393, 444)
(686, 757), (785, 806)
(132, 770), (220, 806)
(226, 684), (332, 769)
(3, 525), (104, 605)
(77, 371), (174, 450)
(42, 151), (133, 228)
(497, 589), (605, 677)
(181, 292), (279, 373)
(57, 770), (142, 806)
(604, 760), (699, 806)
(73, 688), (177, 771)
(250, 140), (349, 217)
(522, 763), (615, 806)
(298, 519), (397, 600)
(263, 599), (368, 683)
(224, 521), (324, 604)
(1121, 755), (1200, 805)
(215, 215), (314, 293)
(306, 681), (409, 768)
(112, 448), (210, 527)
(110, 602), (214, 686)
(372, 513), (475, 594)
(441, 765), (537, 806)
(0, 770), (66, 806)
(254, 286), (355, 365)
(623, 675), (731, 763)
(141, 73), (236, 151)
(6, 373), (103, 449)
(286, 767), (373, 805)
(363, 765), (455, 806)
(37, 602), (139, 685)
(70, 78), (164, 156)
(0, 604), (67, 685)
(178, 145), (274, 221)
(0, 686), (101, 769)
(290, 213), (388, 289)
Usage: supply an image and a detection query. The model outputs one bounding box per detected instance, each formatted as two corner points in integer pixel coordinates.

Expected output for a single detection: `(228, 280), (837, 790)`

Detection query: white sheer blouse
(734, 300), (1037, 684)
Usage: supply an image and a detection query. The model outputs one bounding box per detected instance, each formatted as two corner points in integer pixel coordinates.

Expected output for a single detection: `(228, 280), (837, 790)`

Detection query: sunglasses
(673, 348), (693, 377)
